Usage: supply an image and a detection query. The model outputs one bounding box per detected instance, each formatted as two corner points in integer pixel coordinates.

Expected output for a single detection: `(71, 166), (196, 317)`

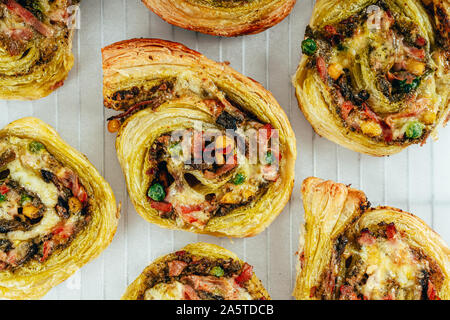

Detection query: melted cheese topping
(7, 159), (58, 208)
(8, 208), (60, 241)
(144, 281), (184, 300)
(352, 237), (424, 299)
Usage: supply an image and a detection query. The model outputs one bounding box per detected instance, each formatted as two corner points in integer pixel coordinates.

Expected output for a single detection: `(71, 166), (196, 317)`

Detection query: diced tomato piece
(324, 25), (337, 36)
(316, 57), (328, 82)
(180, 205), (203, 214)
(358, 229), (376, 246)
(40, 241), (53, 262)
(386, 223), (397, 241)
(341, 101), (355, 121)
(415, 36), (427, 47)
(175, 250), (186, 257)
(380, 121), (393, 142)
(168, 260), (188, 277)
(427, 280), (440, 300)
(235, 263), (253, 286)
(0, 185), (9, 195)
(180, 212), (198, 224)
(150, 201), (173, 213)
(52, 223), (74, 239)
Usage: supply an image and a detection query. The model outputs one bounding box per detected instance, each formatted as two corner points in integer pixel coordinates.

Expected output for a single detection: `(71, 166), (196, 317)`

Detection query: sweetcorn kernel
(421, 111), (436, 125)
(327, 63), (344, 80)
(405, 59), (425, 76)
(360, 121), (382, 137)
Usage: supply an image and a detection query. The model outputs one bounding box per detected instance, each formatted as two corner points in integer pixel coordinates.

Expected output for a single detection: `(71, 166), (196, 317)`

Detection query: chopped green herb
(0, 194), (6, 202)
(21, 194), (32, 204)
(301, 38), (317, 56)
(232, 173), (246, 185)
(210, 266), (225, 277)
(28, 141), (45, 153)
(393, 77), (421, 94)
(148, 183), (165, 202)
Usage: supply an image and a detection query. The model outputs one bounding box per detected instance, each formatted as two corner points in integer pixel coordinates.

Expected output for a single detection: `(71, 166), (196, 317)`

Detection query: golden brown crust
(0, 1), (79, 100)
(293, 0), (450, 156)
(122, 242), (271, 300)
(293, 177), (450, 300)
(102, 38), (296, 237)
(141, 0), (296, 37)
(0, 117), (119, 299)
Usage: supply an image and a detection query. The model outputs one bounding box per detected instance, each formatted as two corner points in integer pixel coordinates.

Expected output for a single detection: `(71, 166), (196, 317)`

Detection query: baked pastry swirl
(0, 117), (119, 299)
(293, 0), (449, 156)
(122, 242), (270, 300)
(0, 0), (79, 100)
(141, 0), (296, 37)
(294, 177), (450, 300)
(102, 39), (296, 237)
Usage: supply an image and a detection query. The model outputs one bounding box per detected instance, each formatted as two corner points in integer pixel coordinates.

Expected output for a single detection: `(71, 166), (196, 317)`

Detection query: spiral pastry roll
(141, 0), (296, 37)
(293, 177), (450, 300)
(293, 0), (449, 156)
(0, 0), (79, 100)
(102, 39), (296, 237)
(0, 118), (119, 299)
(122, 242), (270, 300)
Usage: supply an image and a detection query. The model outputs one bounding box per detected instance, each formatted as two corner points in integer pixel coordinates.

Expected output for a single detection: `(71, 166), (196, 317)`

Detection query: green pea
(148, 183), (166, 202)
(265, 151), (275, 164)
(0, 194), (5, 203)
(232, 173), (246, 185)
(301, 38), (317, 56)
(28, 141), (45, 153)
(210, 266), (225, 277)
(405, 121), (424, 139)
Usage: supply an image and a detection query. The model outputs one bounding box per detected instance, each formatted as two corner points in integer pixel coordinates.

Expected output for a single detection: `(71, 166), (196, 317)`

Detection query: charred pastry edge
(292, 0), (450, 157)
(121, 242), (271, 300)
(293, 177), (450, 300)
(102, 38), (296, 238)
(0, 117), (119, 300)
(141, 0), (296, 37)
(0, 1), (80, 101)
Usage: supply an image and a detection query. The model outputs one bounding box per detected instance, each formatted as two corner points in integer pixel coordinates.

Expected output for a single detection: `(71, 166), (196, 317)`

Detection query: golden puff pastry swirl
(141, 0), (296, 37)
(0, 0), (79, 100)
(293, 0), (449, 156)
(294, 177), (450, 300)
(0, 117), (119, 299)
(122, 242), (270, 300)
(102, 39), (296, 238)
